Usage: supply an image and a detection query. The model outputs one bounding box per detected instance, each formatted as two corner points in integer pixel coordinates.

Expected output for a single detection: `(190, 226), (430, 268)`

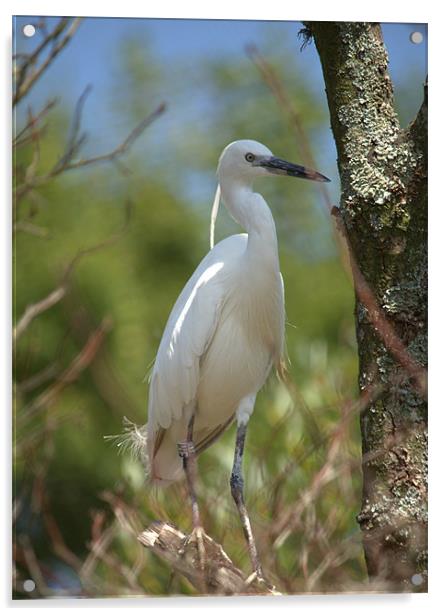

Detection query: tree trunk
(305, 22), (427, 591)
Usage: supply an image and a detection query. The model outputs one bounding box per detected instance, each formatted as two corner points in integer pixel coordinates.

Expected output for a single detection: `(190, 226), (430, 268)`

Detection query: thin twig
(60, 102), (167, 171)
(13, 221), (50, 237)
(270, 379), (387, 546)
(14, 200), (132, 341)
(246, 43), (331, 207)
(52, 85), (92, 173)
(13, 98), (58, 148)
(13, 18), (83, 106)
(332, 207), (427, 395)
(19, 317), (112, 422)
(14, 19), (70, 91)
(80, 519), (119, 581)
(63, 200), (134, 282)
(14, 287), (66, 341)
(18, 534), (51, 596)
(14, 102), (166, 203)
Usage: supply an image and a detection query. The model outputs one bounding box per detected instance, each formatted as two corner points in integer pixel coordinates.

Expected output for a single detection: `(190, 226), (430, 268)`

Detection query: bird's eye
(245, 153), (255, 163)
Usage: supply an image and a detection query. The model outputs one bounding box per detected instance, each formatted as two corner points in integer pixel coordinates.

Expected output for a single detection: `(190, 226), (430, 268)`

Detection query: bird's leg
(177, 414), (206, 579)
(178, 414), (201, 529)
(230, 419), (265, 585)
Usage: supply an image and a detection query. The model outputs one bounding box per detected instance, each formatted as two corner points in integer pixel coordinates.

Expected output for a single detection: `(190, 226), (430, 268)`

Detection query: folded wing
(146, 234), (248, 474)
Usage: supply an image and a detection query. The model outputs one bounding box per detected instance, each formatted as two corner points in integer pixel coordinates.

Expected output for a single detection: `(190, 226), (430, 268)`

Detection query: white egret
(135, 140), (329, 583)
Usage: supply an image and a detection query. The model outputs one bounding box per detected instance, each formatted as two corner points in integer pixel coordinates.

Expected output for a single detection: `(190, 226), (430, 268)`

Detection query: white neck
(219, 176), (279, 270)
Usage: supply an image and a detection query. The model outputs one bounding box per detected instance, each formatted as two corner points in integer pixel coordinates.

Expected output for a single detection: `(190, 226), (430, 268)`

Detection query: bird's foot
(244, 569), (278, 594)
(178, 525), (206, 573)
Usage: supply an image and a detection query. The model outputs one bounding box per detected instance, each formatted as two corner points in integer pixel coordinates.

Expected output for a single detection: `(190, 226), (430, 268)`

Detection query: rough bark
(305, 22), (427, 591)
(138, 521), (281, 595)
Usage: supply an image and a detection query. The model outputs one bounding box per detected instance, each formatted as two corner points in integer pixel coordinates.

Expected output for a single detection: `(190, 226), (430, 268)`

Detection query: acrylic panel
(12, 16), (428, 598)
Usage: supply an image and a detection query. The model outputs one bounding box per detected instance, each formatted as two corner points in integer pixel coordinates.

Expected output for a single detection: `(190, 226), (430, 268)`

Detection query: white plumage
(144, 140), (329, 487)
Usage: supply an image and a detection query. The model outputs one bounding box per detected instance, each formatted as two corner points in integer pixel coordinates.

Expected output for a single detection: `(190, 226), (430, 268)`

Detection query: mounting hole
(22, 24), (36, 38)
(23, 579), (36, 592)
(410, 31), (423, 44)
(411, 573), (423, 586)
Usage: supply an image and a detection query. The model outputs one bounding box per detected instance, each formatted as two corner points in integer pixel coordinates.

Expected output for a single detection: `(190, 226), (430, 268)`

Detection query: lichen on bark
(305, 22), (427, 591)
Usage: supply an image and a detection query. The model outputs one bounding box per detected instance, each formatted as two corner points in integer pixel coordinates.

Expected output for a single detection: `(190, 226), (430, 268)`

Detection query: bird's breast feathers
(224, 264), (285, 362)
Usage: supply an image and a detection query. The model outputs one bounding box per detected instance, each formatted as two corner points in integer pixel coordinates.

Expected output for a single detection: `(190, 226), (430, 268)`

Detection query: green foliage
(13, 22), (364, 597)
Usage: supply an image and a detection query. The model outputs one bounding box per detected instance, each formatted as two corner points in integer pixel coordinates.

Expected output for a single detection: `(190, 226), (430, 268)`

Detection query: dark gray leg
(177, 414), (201, 530)
(230, 420), (264, 580)
(177, 415), (206, 582)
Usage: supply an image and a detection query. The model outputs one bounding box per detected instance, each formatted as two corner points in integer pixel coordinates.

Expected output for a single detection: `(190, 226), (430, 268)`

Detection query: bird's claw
(178, 525), (206, 572)
(244, 570), (277, 594)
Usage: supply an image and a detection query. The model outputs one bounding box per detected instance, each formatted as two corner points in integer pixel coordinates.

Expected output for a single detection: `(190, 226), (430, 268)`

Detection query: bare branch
(307, 22), (427, 589)
(272, 391), (362, 547)
(52, 84), (92, 173)
(138, 521), (281, 595)
(19, 317), (112, 422)
(60, 101), (167, 171)
(42, 507), (84, 572)
(14, 19), (69, 80)
(14, 200), (132, 341)
(13, 98), (58, 148)
(17, 534), (51, 596)
(332, 207), (427, 396)
(13, 18), (83, 107)
(14, 287), (66, 341)
(14, 103), (166, 203)
(13, 221), (50, 237)
(246, 44), (329, 204)
(16, 361), (59, 394)
(62, 199), (133, 283)
(80, 519), (119, 581)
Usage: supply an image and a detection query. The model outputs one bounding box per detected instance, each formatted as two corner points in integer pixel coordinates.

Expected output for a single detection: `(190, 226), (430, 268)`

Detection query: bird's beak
(258, 156), (331, 182)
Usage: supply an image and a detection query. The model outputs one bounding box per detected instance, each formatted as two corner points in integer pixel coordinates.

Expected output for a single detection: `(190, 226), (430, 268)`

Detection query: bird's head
(217, 139), (330, 184)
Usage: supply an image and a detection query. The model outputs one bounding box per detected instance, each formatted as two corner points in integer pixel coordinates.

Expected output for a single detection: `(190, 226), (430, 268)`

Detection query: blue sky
(13, 17), (427, 229)
(13, 17), (428, 135)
